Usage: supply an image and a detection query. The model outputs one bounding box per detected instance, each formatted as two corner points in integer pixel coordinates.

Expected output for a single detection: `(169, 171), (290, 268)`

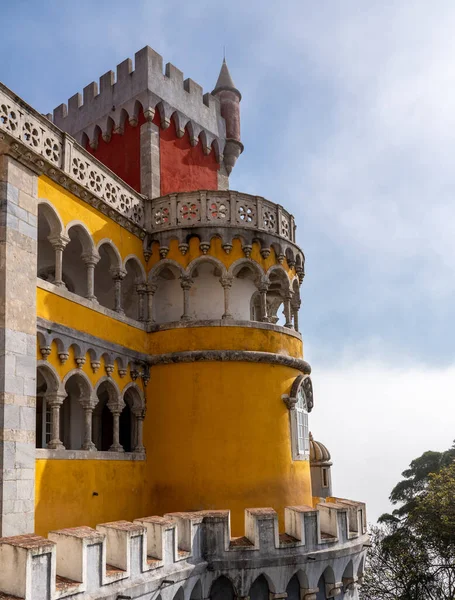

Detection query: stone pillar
(220, 274), (233, 320)
(82, 251), (100, 302)
(284, 291), (293, 329)
(292, 299), (301, 332)
(0, 154), (38, 535)
(133, 409), (145, 453)
(111, 268), (127, 315)
(49, 233), (69, 287)
(180, 275), (193, 321)
(46, 392), (66, 450)
(140, 120), (160, 199)
(80, 396), (96, 451)
(108, 403), (124, 452)
(146, 280), (157, 325)
(257, 280), (269, 322)
(136, 283), (147, 322)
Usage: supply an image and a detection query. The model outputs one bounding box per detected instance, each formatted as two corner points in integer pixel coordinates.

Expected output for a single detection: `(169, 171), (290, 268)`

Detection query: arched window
(296, 385), (309, 457)
(284, 375), (313, 461)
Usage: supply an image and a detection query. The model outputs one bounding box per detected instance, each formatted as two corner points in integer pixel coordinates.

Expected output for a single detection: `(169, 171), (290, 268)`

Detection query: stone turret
(212, 59), (243, 175)
(310, 433), (333, 498)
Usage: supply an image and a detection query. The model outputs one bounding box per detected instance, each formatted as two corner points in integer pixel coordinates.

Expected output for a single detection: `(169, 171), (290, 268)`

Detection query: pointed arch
(96, 239), (122, 269)
(186, 255), (227, 277)
(38, 200), (64, 238)
(249, 574), (274, 600)
(189, 580), (203, 600)
(148, 259), (185, 282)
(37, 361), (62, 394)
(209, 575), (237, 600)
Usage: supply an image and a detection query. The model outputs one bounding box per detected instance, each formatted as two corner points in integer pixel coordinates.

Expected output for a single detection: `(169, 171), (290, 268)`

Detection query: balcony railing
(150, 190), (296, 243)
(0, 82), (145, 227)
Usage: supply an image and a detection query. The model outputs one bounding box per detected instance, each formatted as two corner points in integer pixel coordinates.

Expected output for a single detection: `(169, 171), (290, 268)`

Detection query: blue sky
(2, 1), (455, 521)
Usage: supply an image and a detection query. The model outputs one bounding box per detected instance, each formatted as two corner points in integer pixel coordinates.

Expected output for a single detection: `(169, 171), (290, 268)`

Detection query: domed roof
(309, 432), (332, 465)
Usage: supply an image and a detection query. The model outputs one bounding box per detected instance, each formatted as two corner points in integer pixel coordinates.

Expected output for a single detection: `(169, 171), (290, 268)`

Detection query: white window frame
(285, 375), (311, 461)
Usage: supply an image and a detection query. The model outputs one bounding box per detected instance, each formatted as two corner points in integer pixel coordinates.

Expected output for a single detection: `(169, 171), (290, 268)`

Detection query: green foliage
(360, 441), (455, 600)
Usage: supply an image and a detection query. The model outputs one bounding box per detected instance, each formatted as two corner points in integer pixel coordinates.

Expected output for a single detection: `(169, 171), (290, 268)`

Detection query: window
(285, 375), (312, 461)
(296, 385), (310, 456)
(322, 467), (329, 488)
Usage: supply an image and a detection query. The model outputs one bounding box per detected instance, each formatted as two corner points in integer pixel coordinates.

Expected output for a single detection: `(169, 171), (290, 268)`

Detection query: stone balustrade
(150, 190), (296, 243)
(0, 82), (145, 228)
(0, 499), (367, 600)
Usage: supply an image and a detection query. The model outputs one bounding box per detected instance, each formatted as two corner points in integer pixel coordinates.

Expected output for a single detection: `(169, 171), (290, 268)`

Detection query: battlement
(53, 46), (226, 156)
(0, 500), (367, 600)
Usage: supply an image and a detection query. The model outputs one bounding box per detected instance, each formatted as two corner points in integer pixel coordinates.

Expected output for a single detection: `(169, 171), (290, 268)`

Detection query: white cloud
(310, 361), (455, 523)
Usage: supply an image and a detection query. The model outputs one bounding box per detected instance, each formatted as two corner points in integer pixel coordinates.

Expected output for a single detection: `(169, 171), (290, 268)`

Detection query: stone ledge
(37, 279), (147, 331)
(36, 449), (146, 461)
(151, 319), (302, 339)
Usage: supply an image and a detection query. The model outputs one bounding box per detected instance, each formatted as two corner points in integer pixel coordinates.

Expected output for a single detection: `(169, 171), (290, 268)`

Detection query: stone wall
(0, 153), (38, 535)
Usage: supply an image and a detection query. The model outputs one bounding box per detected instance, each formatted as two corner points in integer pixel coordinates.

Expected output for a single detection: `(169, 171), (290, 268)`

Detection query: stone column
(146, 280), (157, 325)
(49, 233), (69, 287)
(82, 251), (100, 302)
(111, 268), (127, 315)
(0, 154), (38, 535)
(292, 299), (301, 332)
(180, 275), (193, 321)
(133, 409), (145, 453)
(136, 283), (147, 322)
(46, 392), (66, 450)
(80, 396), (96, 451)
(108, 403), (124, 452)
(140, 120), (160, 199)
(284, 291), (293, 329)
(257, 280), (270, 322)
(220, 274), (233, 320)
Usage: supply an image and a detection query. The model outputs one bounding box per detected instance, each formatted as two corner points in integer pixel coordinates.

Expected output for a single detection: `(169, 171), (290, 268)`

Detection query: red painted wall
(87, 110), (219, 195)
(160, 121), (219, 195)
(86, 110), (147, 193)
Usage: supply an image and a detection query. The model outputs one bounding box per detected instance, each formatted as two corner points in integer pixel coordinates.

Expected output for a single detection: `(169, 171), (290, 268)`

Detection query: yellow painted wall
(144, 362), (312, 536)
(37, 286), (148, 354)
(35, 458), (149, 535)
(38, 176), (146, 267)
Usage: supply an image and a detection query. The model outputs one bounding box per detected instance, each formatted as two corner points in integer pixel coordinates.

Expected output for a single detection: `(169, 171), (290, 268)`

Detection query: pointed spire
(212, 58), (241, 100)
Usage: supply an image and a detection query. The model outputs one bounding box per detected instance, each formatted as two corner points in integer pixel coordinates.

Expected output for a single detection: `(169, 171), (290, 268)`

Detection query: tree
(360, 442), (455, 600)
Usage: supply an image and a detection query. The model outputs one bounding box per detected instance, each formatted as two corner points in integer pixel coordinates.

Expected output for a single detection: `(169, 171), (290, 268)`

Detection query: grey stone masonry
(0, 153), (38, 536)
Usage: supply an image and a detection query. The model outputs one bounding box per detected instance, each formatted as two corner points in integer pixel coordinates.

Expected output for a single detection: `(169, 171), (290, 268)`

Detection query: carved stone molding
(148, 350), (311, 373)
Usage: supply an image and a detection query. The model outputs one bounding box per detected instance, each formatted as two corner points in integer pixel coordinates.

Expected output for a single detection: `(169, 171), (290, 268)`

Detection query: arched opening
(249, 575), (270, 600)
(341, 561), (355, 596)
(189, 260), (224, 320)
(121, 385), (143, 452)
(37, 205), (57, 283)
(210, 576), (236, 600)
(267, 269), (289, 326)
(190, 580), (203, 600)
(316, 567), (335, 600)
(230, 262), (261, 320)
(93, 380), (118, 451)
(36, 364), (60, 449)
(61, 373), (90, 450)
(172, 588), (184, 600)
(286, 575), (300, 600)
(63, 225), (92, 297)
(122, 257), (145, 320)
(94, 242), (120, 310)
(152, 263), (183, 323)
